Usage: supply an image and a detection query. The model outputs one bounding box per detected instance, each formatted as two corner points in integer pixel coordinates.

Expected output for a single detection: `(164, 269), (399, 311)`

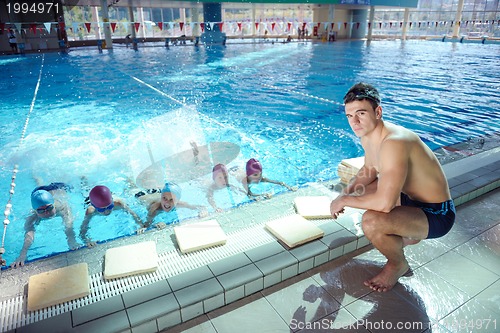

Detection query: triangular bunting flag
(179, 22), (184, 31)
(255, 22), (259, 30)
(200, 22), (205, 32)
(237, 22), (242, 31)
(287, 22), (292, 31)
(218, 22), (223, 31)
(157, 22), (163, 30)
(43, 22), (52, 33)
(379, 22), (382, 29)
(368, 22), (371, 29)
(356, 22), (360, 29)
(31, 24), (38, 34)
(85, 22), (91, 33)
(111, 22), (117, 32)
(344, 22), (347, 29)
(134, 22), (140, 32)
(271, 22), (275, 31)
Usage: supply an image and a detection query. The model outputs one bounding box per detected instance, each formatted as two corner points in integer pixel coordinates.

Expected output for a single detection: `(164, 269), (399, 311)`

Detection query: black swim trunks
(400, 193), (455, 239)
(33, 182), (73, 194)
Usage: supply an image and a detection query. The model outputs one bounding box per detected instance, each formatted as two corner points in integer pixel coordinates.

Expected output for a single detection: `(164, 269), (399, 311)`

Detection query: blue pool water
(1, 40), (499, 266)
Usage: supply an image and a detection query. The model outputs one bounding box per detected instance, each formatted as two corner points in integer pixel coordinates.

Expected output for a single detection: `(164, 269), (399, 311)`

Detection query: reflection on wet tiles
(437, 224), (478, 250)
(308, 259), (380, 306)
(453, 204), (499, 237)
(208, 294), (290, 333)
(262, 275), (340, 331)
(403, 239), (453, 268)
(472, 280), (500, 316)
(453, 225), (500, 276)
(439, 298), (500, 333)
(396, 266), (469, 321)
(344, 283), (431, 333)
(423, 251), (499, 297)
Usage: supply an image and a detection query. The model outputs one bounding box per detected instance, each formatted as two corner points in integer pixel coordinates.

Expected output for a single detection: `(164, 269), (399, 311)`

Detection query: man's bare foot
(403, 237), (421, 247)
(364, 261), (410, 292)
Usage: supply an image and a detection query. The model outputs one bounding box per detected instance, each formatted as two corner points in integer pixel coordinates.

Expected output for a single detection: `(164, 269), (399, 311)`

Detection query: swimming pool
(1, 40), (499, 267)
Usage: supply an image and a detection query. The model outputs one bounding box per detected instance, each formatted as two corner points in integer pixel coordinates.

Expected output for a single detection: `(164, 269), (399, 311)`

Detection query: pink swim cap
(212, 163), (228, 180)
(89, 185), (113, 208)
(246, 158), (262, 176)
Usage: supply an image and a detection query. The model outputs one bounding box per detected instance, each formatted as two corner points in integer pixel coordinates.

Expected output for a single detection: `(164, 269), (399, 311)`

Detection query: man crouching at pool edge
(330, 82), (455, 292)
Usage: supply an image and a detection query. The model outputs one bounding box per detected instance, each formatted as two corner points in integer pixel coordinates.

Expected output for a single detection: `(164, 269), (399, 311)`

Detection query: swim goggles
(92, 202), (114, 213)
(344, 89), (381, 105)
(36, 204), (54, 214)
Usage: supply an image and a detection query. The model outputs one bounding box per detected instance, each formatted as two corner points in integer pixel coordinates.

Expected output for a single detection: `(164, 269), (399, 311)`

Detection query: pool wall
(1, 147), (499, 333)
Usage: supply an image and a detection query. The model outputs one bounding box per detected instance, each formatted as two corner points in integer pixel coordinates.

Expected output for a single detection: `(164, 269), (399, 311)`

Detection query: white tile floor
(168, 188), (500, 333)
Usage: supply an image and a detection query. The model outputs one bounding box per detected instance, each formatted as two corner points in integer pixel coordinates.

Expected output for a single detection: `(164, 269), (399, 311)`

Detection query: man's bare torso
(363, 121), (450, 203)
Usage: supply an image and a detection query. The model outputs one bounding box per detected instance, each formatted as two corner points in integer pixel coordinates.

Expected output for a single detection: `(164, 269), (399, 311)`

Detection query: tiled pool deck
(0, 146), (499, 333)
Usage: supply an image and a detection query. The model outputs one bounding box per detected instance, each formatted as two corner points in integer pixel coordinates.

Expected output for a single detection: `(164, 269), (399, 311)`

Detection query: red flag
(110, 22), (117, 33)
(157, 22), (163, 31)
(288, 22), (292, 31)
(218, 22), (223, 31)
(179, 22), (184, 31)
(271, 22), (276, 31)
(85, 22), (91, 33)
(237, 22), (242, 31)
(344, 22), (347, 29)
(255, 22), (259, 30)
(200, 22), (205, 32)
(134, 22), (140, 32)
(31, 24), (38, 34)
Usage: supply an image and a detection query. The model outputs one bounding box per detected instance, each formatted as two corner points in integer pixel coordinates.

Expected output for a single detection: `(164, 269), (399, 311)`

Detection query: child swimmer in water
(136, 181), (208, 231)
(240, 158), (298, 199)
(206, 163), (247, 212)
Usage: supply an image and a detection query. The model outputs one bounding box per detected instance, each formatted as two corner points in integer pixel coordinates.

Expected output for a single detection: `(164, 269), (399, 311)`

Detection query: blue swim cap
(161, 182), (182, 200)
(31, 190), (54, 209)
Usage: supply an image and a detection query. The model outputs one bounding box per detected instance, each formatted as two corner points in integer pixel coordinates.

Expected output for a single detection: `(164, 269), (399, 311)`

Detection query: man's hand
(330, 196), (346, 219)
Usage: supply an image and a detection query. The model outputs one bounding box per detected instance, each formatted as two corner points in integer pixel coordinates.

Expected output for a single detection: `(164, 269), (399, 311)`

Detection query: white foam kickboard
(294, 196), (333, 219)
(174, 219), (227, 254)
(265, 214), (324, 248)
(28, 262), (90, 311)
(104, 241), (158, 280)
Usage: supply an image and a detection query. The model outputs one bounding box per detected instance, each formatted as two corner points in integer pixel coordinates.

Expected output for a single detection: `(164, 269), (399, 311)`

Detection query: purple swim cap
(89, 185), (113, 208)
(212, 163), (228, 180)
(246, 158), (262, 176)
